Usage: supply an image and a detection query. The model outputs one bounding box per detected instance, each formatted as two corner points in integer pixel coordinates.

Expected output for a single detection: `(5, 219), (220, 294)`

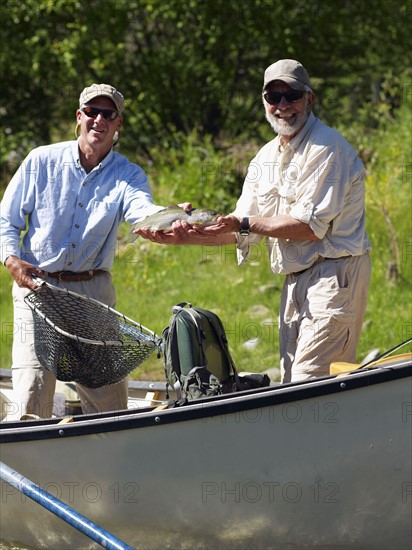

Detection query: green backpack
(162, 302), (270, 400)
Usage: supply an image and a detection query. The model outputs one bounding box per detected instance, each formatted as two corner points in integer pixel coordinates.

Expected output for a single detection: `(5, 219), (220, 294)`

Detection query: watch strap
(239, 217), (250, 235)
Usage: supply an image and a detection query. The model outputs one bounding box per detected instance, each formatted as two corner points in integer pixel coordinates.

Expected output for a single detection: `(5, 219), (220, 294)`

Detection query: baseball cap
(263, 59), (312, 92)
(79, 83), (125, 113)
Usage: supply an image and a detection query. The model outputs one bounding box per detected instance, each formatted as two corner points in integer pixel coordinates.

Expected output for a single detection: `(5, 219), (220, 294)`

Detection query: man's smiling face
(263, 81), (314, 142)
(77, 96), (122, 152)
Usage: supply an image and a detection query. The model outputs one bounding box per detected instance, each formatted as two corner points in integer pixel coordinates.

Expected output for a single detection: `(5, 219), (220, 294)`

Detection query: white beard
(265, 96), (310, 137)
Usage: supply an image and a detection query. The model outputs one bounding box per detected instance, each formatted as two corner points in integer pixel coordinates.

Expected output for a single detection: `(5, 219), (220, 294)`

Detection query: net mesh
(24, 282), (160, 388)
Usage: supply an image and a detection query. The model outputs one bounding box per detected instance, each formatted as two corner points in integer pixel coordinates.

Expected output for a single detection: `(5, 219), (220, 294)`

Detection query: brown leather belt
(46, 270), (105, 282)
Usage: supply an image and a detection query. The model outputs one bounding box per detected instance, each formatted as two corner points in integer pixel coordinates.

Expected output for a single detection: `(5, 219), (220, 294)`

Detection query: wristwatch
(239, 217), (250, 236)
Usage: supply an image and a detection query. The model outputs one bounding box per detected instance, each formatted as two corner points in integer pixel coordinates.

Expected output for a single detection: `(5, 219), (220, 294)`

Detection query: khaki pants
(280, 253), (371, 383)
(11, 273), (128, 418)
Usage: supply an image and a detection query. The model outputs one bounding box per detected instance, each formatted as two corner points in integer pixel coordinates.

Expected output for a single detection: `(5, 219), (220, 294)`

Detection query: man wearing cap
(0, 83), (164, 417)
(136, 59), (372, 383)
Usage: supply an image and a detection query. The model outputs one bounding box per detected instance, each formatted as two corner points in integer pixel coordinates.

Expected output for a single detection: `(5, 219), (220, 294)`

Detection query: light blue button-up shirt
(0, 140), (163, 271)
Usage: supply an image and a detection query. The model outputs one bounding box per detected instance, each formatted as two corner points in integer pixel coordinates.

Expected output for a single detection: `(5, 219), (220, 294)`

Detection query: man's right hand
(4, 256), (44, 289)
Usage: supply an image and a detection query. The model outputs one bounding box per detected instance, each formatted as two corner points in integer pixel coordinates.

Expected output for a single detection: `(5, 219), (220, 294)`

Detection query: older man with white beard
(135, 59), (372, 383)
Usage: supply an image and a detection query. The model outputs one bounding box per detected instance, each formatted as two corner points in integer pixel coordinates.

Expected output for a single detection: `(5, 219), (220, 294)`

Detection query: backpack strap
(193, 307), (241, 387)
(162, 316), (183, 399)
(172, 302), (192, 311)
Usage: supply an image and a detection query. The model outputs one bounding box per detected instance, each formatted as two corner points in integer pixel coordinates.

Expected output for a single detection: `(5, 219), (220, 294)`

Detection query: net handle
(32, 275), (46, 288)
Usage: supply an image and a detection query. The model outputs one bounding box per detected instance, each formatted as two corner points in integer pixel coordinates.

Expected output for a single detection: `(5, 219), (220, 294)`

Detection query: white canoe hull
(1, 359), (411, 549)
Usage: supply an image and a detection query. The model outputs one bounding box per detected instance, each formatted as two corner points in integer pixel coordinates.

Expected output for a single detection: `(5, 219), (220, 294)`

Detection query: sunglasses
(263, 90), (306, 105)
(80, 106), (120, 121)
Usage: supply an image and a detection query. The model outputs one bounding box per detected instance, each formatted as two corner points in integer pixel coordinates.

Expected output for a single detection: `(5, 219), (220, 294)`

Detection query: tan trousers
(280, 253), (371, 383)
(11, 273), (128, 418)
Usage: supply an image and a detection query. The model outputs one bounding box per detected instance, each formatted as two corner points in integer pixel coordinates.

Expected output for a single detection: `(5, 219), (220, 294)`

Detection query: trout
(131, 205), (220, 240)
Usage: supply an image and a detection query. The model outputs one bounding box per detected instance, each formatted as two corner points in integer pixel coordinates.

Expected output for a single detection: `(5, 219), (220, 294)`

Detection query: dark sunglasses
(80, 106), (120, 121)
(263, 90), (306, 105)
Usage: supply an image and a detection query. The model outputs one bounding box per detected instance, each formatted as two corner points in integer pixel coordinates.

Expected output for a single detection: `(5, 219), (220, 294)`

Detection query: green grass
(0, 271), (14, 368)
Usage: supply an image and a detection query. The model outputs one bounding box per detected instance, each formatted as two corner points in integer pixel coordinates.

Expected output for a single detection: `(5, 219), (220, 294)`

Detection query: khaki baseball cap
(263, 59), (312, 91)
(79, 83), (125, 113)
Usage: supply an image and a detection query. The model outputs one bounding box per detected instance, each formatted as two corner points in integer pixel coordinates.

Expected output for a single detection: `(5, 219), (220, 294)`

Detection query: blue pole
(0, 461), (134, 550)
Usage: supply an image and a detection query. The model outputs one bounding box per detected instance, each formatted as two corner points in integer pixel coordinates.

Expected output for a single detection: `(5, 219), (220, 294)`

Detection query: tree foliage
(1, 0), (411, 181)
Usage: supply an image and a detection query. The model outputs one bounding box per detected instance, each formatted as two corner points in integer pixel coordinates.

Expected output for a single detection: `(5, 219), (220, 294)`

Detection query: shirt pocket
(84, 201), (120, 238)
(278, 184), (297, 215)
(256, 179), (279, 215)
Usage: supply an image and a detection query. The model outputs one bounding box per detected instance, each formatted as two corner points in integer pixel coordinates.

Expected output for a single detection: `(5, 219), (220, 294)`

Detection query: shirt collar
(72, 140), (81, 168)
(286, 112), (317, 152)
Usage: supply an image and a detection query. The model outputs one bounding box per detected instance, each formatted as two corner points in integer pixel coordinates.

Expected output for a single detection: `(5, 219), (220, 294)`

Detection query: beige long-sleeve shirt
(233, 112), (371, 274)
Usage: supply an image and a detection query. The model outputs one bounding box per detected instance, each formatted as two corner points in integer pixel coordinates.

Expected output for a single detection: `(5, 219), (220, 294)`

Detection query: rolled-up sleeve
(290, 200), (329, 239)
(289, 138), (364, 241)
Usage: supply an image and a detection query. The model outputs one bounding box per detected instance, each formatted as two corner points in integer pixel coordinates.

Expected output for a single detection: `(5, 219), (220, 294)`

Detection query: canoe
(0, 355), (411, 550)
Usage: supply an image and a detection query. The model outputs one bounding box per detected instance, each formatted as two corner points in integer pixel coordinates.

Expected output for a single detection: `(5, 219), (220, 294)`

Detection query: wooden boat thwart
(0, 356), (411, 550)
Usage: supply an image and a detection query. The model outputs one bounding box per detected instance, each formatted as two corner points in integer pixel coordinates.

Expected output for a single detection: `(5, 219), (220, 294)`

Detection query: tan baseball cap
(263, 59), (312, 91)
(79, 83), (125, 113)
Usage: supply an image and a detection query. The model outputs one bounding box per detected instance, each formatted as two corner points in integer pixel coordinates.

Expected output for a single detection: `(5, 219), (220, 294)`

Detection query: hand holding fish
(135, 224), (192, 244)
(199, 214), (241, 234)
(131, 205), (221, 243)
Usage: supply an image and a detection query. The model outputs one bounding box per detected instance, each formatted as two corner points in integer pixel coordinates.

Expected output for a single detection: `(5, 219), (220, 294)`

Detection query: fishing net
(24, 281), (161, 388)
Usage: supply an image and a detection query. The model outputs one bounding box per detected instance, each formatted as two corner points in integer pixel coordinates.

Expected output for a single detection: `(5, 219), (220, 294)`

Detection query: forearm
(156, 230), (237, 246)
(0, 219), (22, 264)
(249, 214), (318, 241)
